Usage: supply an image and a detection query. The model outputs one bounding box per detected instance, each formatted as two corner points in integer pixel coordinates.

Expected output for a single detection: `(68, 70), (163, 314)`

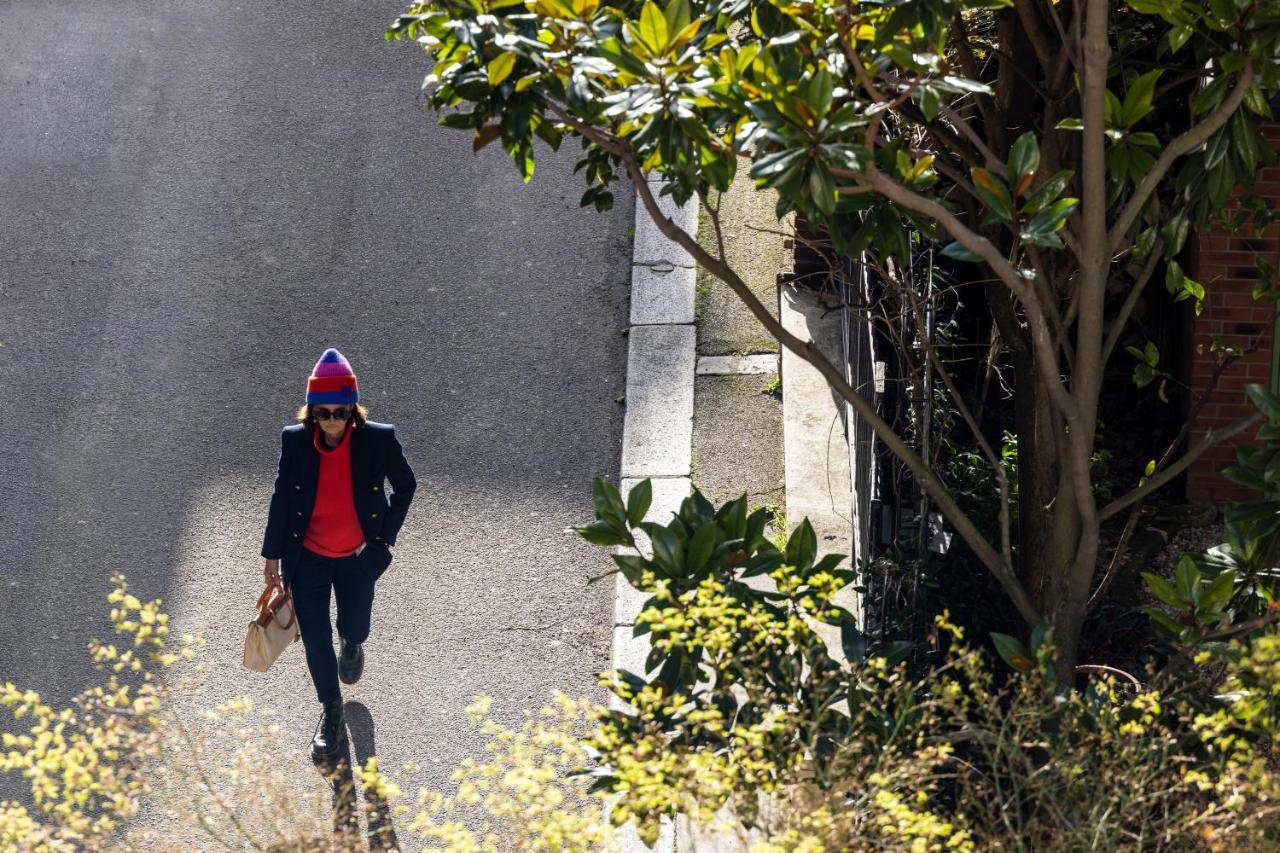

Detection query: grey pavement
(0, 0), (631, 839)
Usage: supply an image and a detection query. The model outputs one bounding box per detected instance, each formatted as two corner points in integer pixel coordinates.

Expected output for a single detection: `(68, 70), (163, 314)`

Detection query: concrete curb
(779, 283), (857, 657)
(612, 181), (698, 853)
(695, 354), (778, 376)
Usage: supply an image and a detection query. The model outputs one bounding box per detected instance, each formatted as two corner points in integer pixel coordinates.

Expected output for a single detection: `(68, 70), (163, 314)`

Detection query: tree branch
(861, 166), (1081, 425)
(1108, 64), (1255, 254)
(904, 282), (1016, 576)
(619, 146), (1041, 625)
(1099, 411), (1266, 521)
(948, 14), (1002, 142)
(1088, 346), (1247, 612)
(1101, 238), (1164, 366)
(939, 103), (1006, 176)
(1012, 0), (1060, 76)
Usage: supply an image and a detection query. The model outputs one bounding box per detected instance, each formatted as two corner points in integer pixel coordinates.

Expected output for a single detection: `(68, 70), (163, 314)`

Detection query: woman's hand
(264, 558), (282, 587)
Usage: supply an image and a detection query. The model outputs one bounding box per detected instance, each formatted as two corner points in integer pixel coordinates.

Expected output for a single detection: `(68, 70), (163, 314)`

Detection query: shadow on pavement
(311, 700), (400, 851)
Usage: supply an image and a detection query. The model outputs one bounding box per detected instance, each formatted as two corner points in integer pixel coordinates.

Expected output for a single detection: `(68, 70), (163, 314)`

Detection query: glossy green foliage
(387, 0), (1280, 271)
(1144, 385), (1280, 647)
(572, 478), (885, 786)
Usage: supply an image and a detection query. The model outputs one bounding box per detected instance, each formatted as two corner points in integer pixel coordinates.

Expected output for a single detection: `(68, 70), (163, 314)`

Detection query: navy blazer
(261, 420), (417, 586)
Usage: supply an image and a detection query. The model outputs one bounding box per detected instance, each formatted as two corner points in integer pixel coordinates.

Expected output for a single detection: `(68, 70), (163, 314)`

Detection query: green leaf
(811, 553), (847, 575)
(643, 522), (683, 574)
(440, 111), (479, 130)
(663, 0), (691, 38)
(1022, 170), (1074, 214)
(593, 477), (627, 521)
(808, 166), (836, 215)
(1162, 215), (1190, 256)
(743, 507), (771, 550)
(715, 494), (749, 539)
(991, 633), (1034, 672)
(1145, 607), (1186, 639)
(611, 553), (650, 586)
(751, 148), (806, 180)
(1105, 90), (1122, 126)
(1220, 50), (1246, 73)
(1244, 83), (1273, 118)
(920, 86), (942, 121)
(941, 241), (984, 263)
(596, 37), (651, 76)
(1165, 259), (1186, 295)
(1120, 70), (1161, 127)
(1021, 197), (1077, 245)
(1201, 569), (1237, 611)
(880, 640), (914, 667)
(1134, 226), (1157, 259)
(1143, 572), (1183, 608)
(1204, 127), (1231, 170)
(487, 51), (517, 87)
(970, 167), (1012, 221)
(1168, 24), (1193, 53)
(1030, 623), (1050, 655)
(841, 621), (866, 662)
(638, 0), (669, 52)
(1192, 76), (1228, 116)
(1246, 384), (1280, 420)
(626, 479), (653, 527)
(574, 520), (630, 546)
(1175, 555), (1201, 602)
(685, 522), (717, 573)
(1008, 132), (1040, 182)
(741, 550), (783, 578)
(785, 518), (818, 573)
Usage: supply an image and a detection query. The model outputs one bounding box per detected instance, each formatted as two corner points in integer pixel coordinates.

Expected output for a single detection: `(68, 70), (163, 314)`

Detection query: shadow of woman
(314, 700), (400, 851)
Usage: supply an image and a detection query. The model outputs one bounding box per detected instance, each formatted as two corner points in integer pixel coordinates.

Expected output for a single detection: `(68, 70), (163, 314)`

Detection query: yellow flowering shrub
(4, 496), (1280, 852)
(0, 573), (180, 849)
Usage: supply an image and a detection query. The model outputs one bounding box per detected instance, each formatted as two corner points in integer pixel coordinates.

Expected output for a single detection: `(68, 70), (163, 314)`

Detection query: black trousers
(291, 546), (377, 704)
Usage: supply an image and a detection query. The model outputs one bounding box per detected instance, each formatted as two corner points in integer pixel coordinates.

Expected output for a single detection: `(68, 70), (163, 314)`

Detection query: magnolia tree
(388, 0), (1280, 674)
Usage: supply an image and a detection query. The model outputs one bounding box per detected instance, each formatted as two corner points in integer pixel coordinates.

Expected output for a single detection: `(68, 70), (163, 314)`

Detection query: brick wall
(1186, 123), (1280, 502)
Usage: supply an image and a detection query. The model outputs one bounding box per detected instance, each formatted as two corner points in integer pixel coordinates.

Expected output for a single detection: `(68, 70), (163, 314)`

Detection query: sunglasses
(313, 406), (352, 422)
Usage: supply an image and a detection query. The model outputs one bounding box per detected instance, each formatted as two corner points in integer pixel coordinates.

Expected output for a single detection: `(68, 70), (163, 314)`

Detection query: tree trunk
(1013, 350), (1088, 672)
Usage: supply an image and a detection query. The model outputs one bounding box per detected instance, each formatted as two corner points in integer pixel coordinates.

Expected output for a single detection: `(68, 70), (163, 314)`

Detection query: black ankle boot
(338, 637), (364, 685)
(311, 698), (346, 762)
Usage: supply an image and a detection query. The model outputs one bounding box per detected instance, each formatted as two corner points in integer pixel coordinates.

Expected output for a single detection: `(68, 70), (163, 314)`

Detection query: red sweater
(303, 422), (365, 557)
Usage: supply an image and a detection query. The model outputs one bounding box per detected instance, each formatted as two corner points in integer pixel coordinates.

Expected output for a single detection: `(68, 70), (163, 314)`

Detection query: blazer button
(373, 485), (380, 491)
(294, 485), (300, 490)
(296, 511), (302, 516)
(371, 513), (378, 518)
(292, 533), (299, 538)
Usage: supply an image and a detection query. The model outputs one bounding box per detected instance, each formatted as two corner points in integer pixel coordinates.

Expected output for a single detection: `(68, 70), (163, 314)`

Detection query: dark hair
(294, 402), (369, 430)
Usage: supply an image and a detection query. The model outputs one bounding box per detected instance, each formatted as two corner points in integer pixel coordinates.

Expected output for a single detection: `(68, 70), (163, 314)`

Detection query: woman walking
(260, 348), (417, 761)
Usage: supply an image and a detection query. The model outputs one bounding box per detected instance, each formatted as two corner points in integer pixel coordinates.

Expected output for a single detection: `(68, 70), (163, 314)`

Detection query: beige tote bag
(243, 582), (299, 672)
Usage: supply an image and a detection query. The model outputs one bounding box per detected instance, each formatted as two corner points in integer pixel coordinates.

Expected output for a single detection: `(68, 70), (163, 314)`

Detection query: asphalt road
(0, 0), (631, 840)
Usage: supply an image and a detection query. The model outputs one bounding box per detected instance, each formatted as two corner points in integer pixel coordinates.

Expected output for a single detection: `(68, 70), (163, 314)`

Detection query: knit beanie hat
(306, 348), (359, 405)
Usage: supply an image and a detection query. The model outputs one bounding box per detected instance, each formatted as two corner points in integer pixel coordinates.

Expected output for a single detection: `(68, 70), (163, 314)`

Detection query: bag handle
(254, 582), (296, 629)
(271, 594), (297, 630)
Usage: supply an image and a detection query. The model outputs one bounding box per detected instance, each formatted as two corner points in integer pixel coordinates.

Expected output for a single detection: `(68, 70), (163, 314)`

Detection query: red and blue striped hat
(306, 348), (359, 405)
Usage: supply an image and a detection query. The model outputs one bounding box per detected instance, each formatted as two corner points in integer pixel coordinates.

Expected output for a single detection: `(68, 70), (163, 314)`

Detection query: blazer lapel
(299, 424), (321, 491)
